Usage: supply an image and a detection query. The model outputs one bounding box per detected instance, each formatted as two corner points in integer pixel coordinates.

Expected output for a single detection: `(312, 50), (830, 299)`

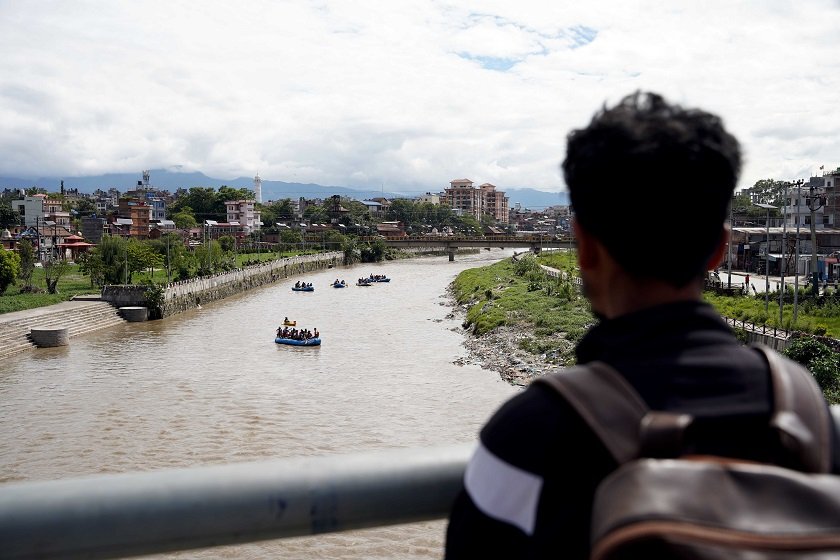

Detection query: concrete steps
(0, 301), (128, 360)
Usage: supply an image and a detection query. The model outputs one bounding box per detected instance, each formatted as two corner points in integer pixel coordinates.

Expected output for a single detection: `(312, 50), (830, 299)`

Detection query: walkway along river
(0, 250), (519, 559)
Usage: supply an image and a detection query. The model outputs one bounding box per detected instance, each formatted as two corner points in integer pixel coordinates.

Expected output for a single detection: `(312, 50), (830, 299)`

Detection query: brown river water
(0, 250), (519, 559)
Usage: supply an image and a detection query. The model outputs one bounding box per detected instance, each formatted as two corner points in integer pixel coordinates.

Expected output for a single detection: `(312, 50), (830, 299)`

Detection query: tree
(127, 240), (164, 281)
(194, 239), (225, 276)
(280, 229), (302, 245)
(71, 197), (97, 217)
(784, 336), (840, 403)
(169, 187), (223, 223)
(218, 235), (236, 253)
(742, 179), (786, 207)
(259, 198), (296, 230)
(43, 257), (70, 294)
(303, 204), (328, 223)
(454, 214), (482, 235)
(360, 239), (387, 262)
(217, 186), (254, 204)
(147, 233), (188, 282)
(0, 249), (21, 294)
(0, 203), (21, 228)
(16, 239), (35, 290)
(77, 250), (106, 287)
(388, 199), (416, 225)
(171, 208), (198, 229)
(89, 235), (129, 285)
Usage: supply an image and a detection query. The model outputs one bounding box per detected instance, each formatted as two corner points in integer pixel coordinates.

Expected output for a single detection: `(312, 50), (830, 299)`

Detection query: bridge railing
(354, 234), (574, 244)
(0, 444), (473, 560)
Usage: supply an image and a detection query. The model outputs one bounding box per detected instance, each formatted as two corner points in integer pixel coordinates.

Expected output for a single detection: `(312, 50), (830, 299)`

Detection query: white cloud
(1, 0), (839, 193)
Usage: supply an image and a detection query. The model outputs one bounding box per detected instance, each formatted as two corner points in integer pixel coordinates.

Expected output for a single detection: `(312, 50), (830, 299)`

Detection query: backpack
(535, 345), (840, 559)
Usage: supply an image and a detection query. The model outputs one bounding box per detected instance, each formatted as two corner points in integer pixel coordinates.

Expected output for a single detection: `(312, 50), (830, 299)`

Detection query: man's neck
(596, 273), (703, 320)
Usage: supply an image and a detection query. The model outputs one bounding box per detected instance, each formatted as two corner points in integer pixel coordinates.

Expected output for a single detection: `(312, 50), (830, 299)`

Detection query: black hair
(562, 91), (742, 287)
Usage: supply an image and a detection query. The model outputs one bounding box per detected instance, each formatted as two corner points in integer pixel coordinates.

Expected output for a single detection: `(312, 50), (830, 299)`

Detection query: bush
(0, 249), (21, 295)
(513, 254), (540, 277)
(784, 336), (840, 403)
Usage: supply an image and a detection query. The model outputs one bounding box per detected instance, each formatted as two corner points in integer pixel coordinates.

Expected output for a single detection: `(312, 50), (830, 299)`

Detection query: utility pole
(808, 181), (826, 295)
(755, 203), (776, 314)
(779, 182), (787, 324)
(726, 201), (733, 289)
(793, 180), (803, 322)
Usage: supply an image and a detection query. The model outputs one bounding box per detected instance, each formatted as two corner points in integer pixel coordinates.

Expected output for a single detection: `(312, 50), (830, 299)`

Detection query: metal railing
(0, 444), (473, 560)
(722, 316), (791, 339)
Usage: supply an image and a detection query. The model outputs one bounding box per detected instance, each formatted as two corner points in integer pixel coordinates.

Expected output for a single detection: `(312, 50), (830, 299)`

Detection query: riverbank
(447, 291), (568, 386)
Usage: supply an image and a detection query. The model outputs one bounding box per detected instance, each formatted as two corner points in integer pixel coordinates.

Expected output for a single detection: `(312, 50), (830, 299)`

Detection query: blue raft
(275, 337), (321, 346)
(291, 286), (314, 292)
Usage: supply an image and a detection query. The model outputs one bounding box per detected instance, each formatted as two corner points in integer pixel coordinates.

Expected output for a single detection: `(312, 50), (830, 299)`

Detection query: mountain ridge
(0, 169), (568, 209)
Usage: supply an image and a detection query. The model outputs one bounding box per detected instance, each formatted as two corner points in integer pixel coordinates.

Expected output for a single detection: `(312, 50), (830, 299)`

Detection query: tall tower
(142, 170), (151, 189)
(254, 173), (262, 203)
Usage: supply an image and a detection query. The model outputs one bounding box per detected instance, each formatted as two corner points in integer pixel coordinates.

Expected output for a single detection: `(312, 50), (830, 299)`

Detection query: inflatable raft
(275, 337), (321, 346)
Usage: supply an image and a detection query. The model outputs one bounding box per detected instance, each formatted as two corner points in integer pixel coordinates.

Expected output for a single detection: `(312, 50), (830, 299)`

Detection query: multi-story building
(117, 198), (152, 238)
(92, 188), (119, 215)
(44, 198), (71, 228)
(11, 194), (47, 226)
(480, 183), (509, 224)
(225, 199), (261, 233)
(442, 179), (509, 224)
(81, 216), (107, 244)
(782, 176), (833, 231)
(823, 169), (839, 230)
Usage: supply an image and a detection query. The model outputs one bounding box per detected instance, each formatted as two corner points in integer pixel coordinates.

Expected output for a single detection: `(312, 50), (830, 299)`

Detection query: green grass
(703, 291), (840, 338)
(452, 258), (594, 365)
(0, 266), (99, 314)
(0, 251), (330, 315)
(453, 254), (839, 367)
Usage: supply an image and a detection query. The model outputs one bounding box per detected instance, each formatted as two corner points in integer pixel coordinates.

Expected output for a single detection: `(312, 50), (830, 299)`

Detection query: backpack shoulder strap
(753, 344), (832, 473)
(535, 362), (649, 464)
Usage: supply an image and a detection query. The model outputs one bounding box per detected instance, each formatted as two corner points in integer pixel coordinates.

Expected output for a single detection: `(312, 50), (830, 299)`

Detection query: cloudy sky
(2, 1), (839, 195)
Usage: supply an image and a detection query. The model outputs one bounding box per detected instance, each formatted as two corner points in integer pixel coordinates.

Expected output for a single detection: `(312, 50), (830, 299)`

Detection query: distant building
(376, 221), (406, 237)
(361, 200), (384, 218)
(117, 198), (152, 238)
(44, 198), (71, 227)
(11, 194), (47, 226)
(81, 216), (107, 244)
(442, 179), (509, 224)
(225, 199), (261, 233)
(416, 192), (442, 205)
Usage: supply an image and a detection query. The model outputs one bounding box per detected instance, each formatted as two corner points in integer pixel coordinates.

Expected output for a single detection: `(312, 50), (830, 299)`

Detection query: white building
(225, 199), (262, 233)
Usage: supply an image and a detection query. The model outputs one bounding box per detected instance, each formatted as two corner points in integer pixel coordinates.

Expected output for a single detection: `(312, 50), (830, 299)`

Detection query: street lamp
(755, 203), (777, 313)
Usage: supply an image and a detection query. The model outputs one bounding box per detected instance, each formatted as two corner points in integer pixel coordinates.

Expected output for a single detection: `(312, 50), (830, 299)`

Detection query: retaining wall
(102, 252), (343, 318)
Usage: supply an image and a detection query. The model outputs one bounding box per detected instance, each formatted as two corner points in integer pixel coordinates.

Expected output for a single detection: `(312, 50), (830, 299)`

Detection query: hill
(0, 170), (567, 209)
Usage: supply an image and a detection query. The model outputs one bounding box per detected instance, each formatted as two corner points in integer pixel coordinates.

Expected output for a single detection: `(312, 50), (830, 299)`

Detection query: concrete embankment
(0, 253), (344, 359)
(0, 299), (128, 360)
(103, 252), (344, 318)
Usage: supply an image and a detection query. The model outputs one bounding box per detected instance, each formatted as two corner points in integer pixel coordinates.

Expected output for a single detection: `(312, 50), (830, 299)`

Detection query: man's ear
(573, 218), (598, 270)
(706, 226), (729, 270)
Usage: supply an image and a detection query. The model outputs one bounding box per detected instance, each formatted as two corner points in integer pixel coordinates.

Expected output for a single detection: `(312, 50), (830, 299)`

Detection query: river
(0, 250), (519, 559)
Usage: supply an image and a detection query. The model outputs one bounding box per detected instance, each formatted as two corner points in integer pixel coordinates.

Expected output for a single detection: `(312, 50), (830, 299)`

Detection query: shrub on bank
(452, 257), (593, 365)
(784, 336), (840, 404)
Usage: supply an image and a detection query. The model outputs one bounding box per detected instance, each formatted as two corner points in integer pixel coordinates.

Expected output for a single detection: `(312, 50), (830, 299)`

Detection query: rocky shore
(440, 290), (571, 387)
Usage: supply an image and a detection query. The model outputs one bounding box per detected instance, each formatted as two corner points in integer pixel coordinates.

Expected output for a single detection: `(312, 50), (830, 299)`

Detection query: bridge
(357, 235), (576, 260)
